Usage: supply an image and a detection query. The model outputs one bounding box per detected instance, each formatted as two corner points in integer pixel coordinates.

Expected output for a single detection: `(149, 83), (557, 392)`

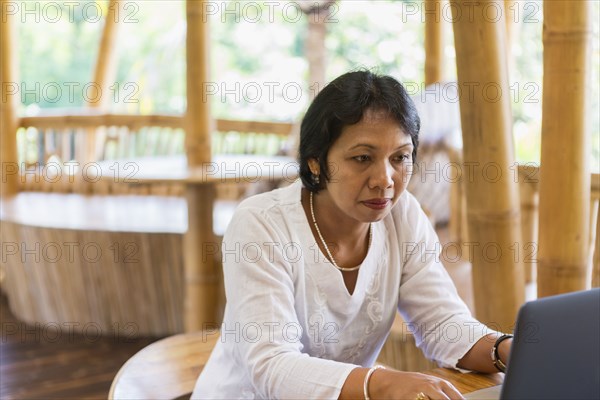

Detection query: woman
(191, 71), (512, 400)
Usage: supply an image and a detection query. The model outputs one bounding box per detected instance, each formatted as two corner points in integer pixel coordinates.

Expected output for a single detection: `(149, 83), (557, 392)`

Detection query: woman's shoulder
(236, 179), (301, 214)
(386, 189), (433, 236)
(224, 180), (303, 239)
(389, 189), (426, 219)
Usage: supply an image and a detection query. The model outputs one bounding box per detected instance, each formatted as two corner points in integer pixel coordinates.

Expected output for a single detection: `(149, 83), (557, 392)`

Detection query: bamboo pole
(286, 1), (336, 156)
(0, 0), (19, 197)
(183, 184), (218, 331)
(305, 9), (326, 98)
(75, 0), (122, 193)
(589, 199), (599, 287)
(537, 1), (592, 297)
(424, 0), (444, 86)
(504, 0), (515, 53)
(592, 200), (600, 288)
(89, 0), (121, 110)
(184, 0), (217, 331)
(450, 0), (524, 331)
(302, 1), (335, 98)
(518, 164), (539, 283)
(185, 0), (212, 164)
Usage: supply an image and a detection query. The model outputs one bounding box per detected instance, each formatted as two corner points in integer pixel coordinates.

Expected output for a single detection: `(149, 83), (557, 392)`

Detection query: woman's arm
(457, 333), (512, 373)
(394, 194), (501, 372)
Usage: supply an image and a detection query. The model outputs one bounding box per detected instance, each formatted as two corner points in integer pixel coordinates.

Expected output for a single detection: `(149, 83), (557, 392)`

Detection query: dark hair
(298, 70), (421, 192)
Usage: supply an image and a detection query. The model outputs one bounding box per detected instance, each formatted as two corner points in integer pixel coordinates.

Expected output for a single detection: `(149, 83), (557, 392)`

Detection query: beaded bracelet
(363, 365), (385, 400)
(491, 334), (513, 373)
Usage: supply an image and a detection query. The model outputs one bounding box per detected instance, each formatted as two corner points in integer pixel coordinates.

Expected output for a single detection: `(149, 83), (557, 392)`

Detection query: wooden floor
(0, 292), (161, 400)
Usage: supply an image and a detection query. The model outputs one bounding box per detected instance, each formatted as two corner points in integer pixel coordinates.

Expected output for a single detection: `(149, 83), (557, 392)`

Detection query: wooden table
(99, 155), (299, 331)
(109, 331), (503, 400)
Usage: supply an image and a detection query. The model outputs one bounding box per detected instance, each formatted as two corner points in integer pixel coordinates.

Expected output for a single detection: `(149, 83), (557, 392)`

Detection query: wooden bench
(0, 192), (235, 336)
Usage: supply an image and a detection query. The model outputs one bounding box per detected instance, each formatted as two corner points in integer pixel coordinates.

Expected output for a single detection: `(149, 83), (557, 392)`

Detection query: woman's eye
(393, 154), (410, 163)
(353, 155), (370, 162)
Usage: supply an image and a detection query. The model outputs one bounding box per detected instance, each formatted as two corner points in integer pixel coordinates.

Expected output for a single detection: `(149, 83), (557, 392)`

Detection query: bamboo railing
(19, 114), (292, 137)
(3, 112), (294, 336)
(16, 113), (292, 194)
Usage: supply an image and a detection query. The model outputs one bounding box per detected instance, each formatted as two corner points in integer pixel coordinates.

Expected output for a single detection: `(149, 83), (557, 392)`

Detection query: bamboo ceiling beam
(0, 0), (19, 197)
(424, 0), (444, 86)
(537, 1), (592, 297)
(450, 0), (524, 331)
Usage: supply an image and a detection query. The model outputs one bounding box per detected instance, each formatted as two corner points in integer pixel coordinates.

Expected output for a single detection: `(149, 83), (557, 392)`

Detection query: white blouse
(191, 180), (493, 399)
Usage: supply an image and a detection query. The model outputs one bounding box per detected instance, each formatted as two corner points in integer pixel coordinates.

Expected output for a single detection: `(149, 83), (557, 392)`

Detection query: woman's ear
(308, 158), (320, 176)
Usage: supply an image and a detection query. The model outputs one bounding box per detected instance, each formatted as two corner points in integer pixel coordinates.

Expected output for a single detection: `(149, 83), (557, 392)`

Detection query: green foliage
(13, 0), (600, 170)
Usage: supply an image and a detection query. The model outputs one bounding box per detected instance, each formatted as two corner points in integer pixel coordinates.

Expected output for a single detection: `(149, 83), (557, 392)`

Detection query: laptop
(465, 288), (600, 400)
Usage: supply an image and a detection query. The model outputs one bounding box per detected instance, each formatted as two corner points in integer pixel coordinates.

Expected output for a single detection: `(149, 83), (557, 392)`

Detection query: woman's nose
(369, 162), (394, 190)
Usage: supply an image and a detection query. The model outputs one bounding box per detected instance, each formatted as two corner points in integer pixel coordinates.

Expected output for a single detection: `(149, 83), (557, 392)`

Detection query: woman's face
(309, 109), (414, 225)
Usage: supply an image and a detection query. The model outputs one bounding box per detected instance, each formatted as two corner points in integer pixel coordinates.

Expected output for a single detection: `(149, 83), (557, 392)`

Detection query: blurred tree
(14, 0), (599, 169)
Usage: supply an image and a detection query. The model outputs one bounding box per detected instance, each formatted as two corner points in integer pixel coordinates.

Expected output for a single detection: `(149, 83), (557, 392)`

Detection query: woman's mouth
(362, 198), (391, 210)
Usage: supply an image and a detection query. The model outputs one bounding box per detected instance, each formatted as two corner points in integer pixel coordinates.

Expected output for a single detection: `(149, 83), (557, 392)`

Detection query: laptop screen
(500, 288), (600, 400)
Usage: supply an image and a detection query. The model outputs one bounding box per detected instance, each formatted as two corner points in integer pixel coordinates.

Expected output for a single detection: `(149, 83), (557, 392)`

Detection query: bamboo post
(82, 0), (123, 193)
(303, 2), (334, 98)
(184, 0), (217, 332)
(184, 183), (218, 331)
(503, 0), (519, 76)
(90, 0), (121, 110)
(537, 1), (592, 297)
(185, 0), (212, 165)
(450, 0), (524, 331)
(589, 199), (599, 287)
(592, 200), (600, 288)
(0, 0), (19, 197)
(503, 0), (515, 53)
(518, 164), (539, 283)
(424, 0), (444, 86)
(286, 1), (336, 157)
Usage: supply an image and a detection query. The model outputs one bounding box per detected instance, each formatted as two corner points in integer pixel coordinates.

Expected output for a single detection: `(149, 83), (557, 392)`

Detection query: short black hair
(298, 70), (420, 192)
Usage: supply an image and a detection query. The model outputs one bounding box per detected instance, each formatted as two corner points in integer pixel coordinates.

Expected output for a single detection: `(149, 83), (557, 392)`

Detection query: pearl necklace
(309, 191), (372, 272)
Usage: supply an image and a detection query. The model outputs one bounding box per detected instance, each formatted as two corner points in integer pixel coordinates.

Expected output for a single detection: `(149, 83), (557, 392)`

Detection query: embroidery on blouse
(346, 227), (389, 363)
(306, 270), (328, 358)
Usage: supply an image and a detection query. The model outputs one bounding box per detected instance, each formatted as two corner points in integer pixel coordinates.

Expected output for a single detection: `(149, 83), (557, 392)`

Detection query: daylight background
(15, 0), (600, 170)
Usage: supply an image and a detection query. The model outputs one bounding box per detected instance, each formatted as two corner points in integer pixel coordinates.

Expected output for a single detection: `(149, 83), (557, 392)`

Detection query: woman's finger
(441, 381), (465, 400)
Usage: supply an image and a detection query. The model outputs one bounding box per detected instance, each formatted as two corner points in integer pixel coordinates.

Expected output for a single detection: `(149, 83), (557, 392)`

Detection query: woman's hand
(340, 367), (465, 399)
(369, 369), (465, 400)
